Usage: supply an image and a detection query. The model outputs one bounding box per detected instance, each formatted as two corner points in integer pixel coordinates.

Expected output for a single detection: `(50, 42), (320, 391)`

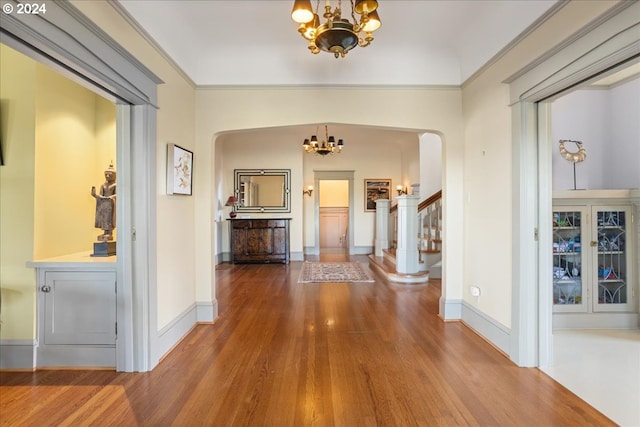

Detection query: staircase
(368, 190), (442, 284)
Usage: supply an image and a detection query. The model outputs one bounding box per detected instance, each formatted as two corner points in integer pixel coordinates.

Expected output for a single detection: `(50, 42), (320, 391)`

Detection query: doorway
(319, 180), (349, 254)
(313, 170), (355, 256)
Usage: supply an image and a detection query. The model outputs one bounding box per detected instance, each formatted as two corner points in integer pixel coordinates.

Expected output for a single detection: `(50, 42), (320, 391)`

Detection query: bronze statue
(91, 163), (116, 241)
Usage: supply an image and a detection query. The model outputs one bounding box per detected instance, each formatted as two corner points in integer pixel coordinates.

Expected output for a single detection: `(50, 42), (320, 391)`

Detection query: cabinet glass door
(593, 206), (633, 312)
(552, 208), (587, 312)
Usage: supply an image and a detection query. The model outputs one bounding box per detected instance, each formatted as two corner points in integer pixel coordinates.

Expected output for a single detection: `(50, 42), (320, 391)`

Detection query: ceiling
(116, 0), (558, 87)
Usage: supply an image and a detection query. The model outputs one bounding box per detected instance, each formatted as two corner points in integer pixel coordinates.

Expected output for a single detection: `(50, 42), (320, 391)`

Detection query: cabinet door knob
(41, 285), (51, 293)
(590, 241), (598, 247)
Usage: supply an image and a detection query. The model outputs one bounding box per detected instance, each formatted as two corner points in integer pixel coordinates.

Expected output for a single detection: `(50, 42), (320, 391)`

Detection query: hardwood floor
(1, 255), (614, 426)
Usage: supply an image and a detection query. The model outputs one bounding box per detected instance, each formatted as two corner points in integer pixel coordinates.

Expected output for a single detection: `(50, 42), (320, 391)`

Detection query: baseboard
(439, 297), (462, 320)
(303, 246), (372, 256)
(38, 345), (115, 368)
(196, 299), (218, 323)
(0, 339), (37, 370)
(461, 301), (511, 355)
(157, 303), (198, 360)
(351, 246), (373, 255)
(290, 251), (304, 261)
(553, 312), (639, 329)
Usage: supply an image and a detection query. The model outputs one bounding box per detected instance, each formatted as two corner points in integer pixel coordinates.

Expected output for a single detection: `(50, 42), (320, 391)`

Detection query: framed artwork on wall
(364, 178), (391, 212)
(167, 143), (193, 195)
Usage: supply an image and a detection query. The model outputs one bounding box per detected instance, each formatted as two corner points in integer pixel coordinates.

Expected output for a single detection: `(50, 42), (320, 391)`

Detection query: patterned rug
(298, 261), (374, 283)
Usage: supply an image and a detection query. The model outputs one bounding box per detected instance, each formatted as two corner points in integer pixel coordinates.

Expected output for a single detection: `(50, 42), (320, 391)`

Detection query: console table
(229, 218), (291, 264)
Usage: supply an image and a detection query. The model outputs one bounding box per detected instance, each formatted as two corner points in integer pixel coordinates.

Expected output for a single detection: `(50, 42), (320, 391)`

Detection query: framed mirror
(234, 169), (291, 213)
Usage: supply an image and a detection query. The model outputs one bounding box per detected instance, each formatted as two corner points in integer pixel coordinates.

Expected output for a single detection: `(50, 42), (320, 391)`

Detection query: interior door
(320, 207), (348, 249)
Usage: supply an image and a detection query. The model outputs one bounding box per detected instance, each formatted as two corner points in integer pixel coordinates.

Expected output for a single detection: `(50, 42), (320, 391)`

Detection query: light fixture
(225, 195), (238, 218)
(396, 185), (407, 196)
(303, 125), (344, 156)
(291, 0), (381, 58)
(303, 185), (314, 197)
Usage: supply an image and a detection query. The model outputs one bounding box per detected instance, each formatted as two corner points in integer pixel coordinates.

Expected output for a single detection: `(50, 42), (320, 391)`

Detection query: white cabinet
(553, 196), (638, 328)
(28, 252), (116, 368)
(42, 271), (116, 345)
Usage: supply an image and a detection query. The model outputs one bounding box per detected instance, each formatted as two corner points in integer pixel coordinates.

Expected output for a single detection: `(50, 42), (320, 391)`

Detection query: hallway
(0, 257), (613, 426)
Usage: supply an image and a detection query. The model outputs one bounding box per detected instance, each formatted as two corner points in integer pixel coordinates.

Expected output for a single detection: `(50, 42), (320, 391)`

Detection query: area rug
(298, 261), (374, 283)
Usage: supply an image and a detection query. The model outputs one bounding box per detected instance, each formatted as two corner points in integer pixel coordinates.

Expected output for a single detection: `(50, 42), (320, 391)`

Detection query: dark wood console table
(228, 218), (291, 264)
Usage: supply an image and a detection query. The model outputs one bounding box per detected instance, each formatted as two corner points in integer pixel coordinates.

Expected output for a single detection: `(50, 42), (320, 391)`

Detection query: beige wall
(196, 87), (465, 305)
(0, 44), (116, 340)
(71, 0), (198, 331)
(461, 0), (621, 327)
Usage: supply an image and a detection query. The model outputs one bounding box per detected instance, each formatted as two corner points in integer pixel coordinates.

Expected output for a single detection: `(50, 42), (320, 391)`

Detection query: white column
(396, 195), (419, 274)
(374, 199), (390, 256)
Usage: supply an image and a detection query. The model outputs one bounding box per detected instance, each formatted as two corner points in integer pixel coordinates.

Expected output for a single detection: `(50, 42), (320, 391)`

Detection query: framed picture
(364, 178), (391, 212)
(167, 144), (193, 195)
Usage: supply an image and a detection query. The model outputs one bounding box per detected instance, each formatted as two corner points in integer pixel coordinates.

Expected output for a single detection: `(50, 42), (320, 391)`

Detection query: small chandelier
(303, 125), (344, 155)
(291, 0), (381, 58)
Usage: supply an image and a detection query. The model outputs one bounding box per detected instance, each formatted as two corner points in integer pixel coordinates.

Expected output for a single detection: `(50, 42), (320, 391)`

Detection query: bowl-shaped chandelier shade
(315, 20), (358, 56)
(291, 0), (381, 58)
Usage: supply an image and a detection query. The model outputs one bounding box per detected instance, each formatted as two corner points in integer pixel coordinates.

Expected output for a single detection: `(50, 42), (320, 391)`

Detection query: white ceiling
(116, 0), (558, 86)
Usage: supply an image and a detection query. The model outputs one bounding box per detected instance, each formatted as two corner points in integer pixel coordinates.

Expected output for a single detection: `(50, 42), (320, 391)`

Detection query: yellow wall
(0, 44), (116, 340)
(319, 180), (348, 207)
(0, 45), (37, 340)
(34, 65), (116, 258)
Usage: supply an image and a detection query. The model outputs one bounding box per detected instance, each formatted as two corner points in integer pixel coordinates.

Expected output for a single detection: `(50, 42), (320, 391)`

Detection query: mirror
(234, 169), (291, 213)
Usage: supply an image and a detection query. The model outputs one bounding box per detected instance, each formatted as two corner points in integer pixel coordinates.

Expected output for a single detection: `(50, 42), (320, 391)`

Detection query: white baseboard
(0, 339), (37, 370)
(439, 297), (462, 320)
(290, 251), (304, 261)
(461, 301), (511, 355)
(196, 300), (218, 323)
(553, 312), (639, 329)
(157, 303), (198, 361)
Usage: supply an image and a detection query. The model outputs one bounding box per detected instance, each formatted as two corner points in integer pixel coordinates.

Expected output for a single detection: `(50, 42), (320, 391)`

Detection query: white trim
(0, 340), (37, 370)
(537, 102), (554, 369)
(461, 302), (511, 356)
(196, 300), (217, 323)
(553, 313), (639, 330)
(438, 297), (462, 320)
(37, 345), (115, 369)
(510, 101), (540, 367)
(157, 304), (198, 359)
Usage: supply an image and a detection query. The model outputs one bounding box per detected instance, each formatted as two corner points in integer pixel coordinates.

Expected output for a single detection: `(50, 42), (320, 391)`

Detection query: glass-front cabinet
(595, 207), (632, 311)
(553, 208), (587, 312)
(553, 204), (636, 314)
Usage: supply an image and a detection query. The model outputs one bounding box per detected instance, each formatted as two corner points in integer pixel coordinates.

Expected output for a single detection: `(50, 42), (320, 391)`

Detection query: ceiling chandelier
(303, 125), (344, 155)
(291, 0), (381, 58)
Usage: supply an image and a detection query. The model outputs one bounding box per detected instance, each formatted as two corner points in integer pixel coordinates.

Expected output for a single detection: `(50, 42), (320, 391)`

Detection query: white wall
(552, 78), (640, 190)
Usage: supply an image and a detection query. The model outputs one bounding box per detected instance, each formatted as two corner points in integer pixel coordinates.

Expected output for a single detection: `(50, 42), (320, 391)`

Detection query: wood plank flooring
(1, 255), (614, 426)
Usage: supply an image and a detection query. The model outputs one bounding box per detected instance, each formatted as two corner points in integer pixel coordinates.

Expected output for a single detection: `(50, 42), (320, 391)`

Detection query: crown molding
(108, 0), (196, 89)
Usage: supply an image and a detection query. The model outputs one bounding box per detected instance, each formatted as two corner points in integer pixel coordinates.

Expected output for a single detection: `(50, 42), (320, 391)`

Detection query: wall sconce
(396, 185), (407, 196)
(303, 185), (314, 197)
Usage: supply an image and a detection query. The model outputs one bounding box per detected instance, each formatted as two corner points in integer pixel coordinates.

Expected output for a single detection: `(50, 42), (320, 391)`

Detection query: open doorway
(319, 180), (349, 254)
